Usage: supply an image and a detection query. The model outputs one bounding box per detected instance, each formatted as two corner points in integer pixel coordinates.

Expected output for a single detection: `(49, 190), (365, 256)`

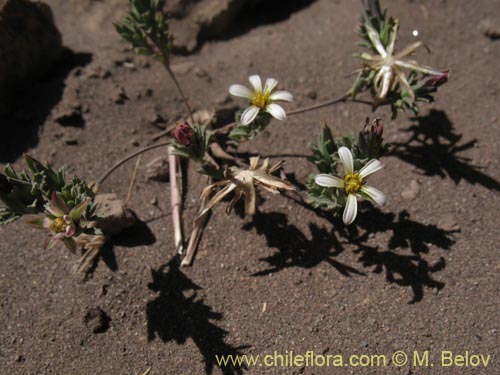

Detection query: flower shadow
(245, 198), (457, 303)
(242, 212), (365, 277)
(146, 257), (250, 375)
(388, 109), (500, 191)
(86, 215), (156, 274)
(346, 204), (457, 303)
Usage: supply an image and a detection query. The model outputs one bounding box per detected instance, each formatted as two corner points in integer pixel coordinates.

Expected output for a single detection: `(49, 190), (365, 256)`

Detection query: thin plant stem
(151, 93), (373, 140)
(151, 123), (177, 141)
(125, 154), (142, 207)
(214, 93), (353, 135)
(164, 62), (195, 124)
(97, 142), (170, 187)
(287, 93), (350, 116)
(168, 145), (184, 254)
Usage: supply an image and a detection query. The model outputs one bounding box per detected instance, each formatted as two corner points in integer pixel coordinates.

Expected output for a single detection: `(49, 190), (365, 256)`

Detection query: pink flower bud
(172, 123), (193, 146)
(363, 117), (384, 139)
(425, 69), (450, 88)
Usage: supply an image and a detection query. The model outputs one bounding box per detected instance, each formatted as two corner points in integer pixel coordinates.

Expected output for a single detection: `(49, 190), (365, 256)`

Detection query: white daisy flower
(229, 75), (294, 126)
(315, 146), (386, 225)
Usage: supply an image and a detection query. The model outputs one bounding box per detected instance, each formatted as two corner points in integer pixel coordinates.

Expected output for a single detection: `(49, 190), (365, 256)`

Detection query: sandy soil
(1, 0), (500, 374)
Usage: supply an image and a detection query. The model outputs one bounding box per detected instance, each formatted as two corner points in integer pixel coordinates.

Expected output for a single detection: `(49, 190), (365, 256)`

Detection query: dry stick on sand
(163, 59), (194, 256)
(181, 180), (211, 267)
(168, 145), (184, 254)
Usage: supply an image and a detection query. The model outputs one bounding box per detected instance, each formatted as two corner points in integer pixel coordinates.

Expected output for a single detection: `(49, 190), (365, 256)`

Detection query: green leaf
(63, 237), (77, 254)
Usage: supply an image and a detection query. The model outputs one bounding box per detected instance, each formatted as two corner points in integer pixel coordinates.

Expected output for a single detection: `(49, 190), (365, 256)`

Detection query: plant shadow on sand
(388, 109), (500, 191)
(0, 48), (92, 163)
(243, 202), (458, 304)
(86, 215), (156, 274)
(347, 205), (457, 304)
(242, 212), (364, 277)
(146, 257), (250, 375)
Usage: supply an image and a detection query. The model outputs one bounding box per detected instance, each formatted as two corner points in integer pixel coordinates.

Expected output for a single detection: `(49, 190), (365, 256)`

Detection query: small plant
(350, 0), (449, 118)
(307, 118), (386, 224)
(0, 155), (100, 253)
(114, 0), (173, 65)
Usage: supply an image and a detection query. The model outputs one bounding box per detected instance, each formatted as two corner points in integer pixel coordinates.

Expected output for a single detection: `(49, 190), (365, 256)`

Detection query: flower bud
(363, 117), (383, 140)
(172, 122), (193, 146)
(424, 69), (450, 88)
(359, 117), (384, 158)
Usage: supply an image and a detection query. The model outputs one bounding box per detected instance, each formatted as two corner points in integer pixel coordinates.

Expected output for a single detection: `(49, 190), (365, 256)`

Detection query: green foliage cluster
(0, 155), (97, 225)
(171, 124), (212, 162)
(229, 111), (273, 142)
(306, 119), (385, 211)
(114, 0), (172, 63)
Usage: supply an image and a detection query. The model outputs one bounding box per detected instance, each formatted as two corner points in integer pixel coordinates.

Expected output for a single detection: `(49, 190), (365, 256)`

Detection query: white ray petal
(395, 60), (443, 76)
(269, 90), (294, 102)
(359, 159), (384, 179)
(394, 41), (422, 60)
(365, 23), (388, 58)
(240, 105), (260, 125)
(378, 65), (393, 99)
(264, 78), (278, 93)
(338, 147), (354, 175)
(343, 194), (358, 225)
(394, 69), (415, 101)
(266, 103), (286, 121)
(229, 84), (254, 100)
(249, 75), (262, 93)
(315, 174), (344, 188)
(386, 20), (399, 56)
(361, 185), (386, 206)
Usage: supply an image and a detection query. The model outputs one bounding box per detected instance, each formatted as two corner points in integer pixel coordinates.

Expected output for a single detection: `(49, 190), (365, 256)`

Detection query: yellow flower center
(251, 92), (271, 109)
(344, 173), (363, 194)
(49, 217), (67, 233)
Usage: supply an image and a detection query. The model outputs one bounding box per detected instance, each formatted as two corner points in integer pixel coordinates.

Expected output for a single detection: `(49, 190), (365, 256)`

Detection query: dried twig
(125, 154), (142, 207)
(181, 197), (210, 267)
(168, 145), (184, 254)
